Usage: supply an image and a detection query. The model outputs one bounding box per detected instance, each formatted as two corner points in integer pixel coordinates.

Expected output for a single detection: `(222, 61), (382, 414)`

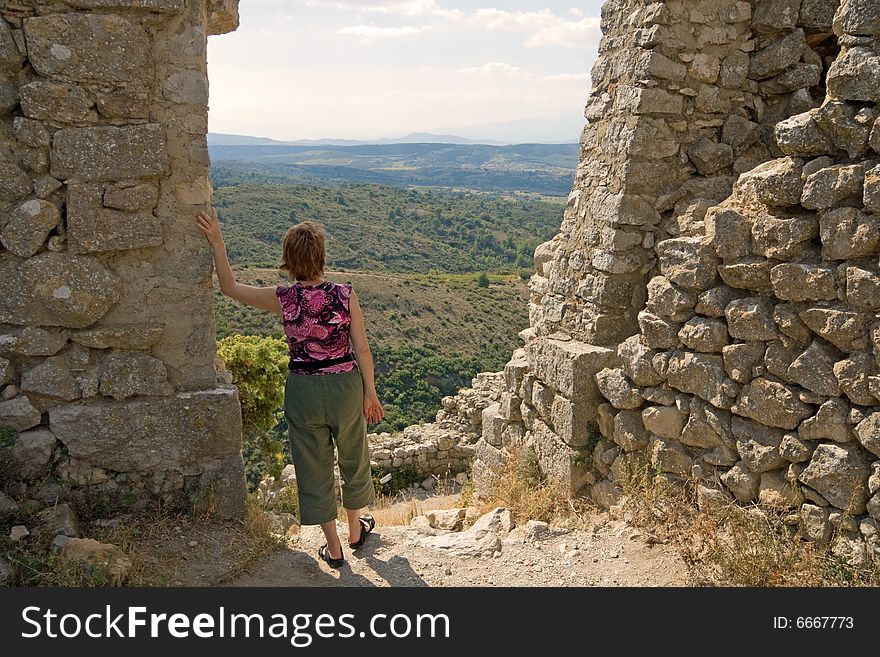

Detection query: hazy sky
(206, 0), (604, 142)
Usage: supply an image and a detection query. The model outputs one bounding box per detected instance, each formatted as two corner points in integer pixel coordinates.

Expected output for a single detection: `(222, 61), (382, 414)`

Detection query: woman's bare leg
(347, 507), (364, 543)
(320, 520), (343, 559)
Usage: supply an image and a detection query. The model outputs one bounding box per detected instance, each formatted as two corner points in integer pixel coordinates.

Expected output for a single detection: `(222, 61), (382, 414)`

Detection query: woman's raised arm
(196, 208), (282, 317)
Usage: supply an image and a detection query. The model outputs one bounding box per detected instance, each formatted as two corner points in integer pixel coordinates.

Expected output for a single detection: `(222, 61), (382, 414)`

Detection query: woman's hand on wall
(196, 207), (225, 248)
(364, 391), (384, 424)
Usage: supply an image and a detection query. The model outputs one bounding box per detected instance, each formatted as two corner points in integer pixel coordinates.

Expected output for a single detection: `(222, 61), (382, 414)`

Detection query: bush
(476, 271), (490, 288)
(217, 334), (289, 432)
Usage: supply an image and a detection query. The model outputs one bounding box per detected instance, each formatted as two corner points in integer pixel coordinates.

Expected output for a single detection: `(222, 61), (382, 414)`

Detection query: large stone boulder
(787, 340), (841, 396)
(0, 253), (121, 328)
(23, 13), (151, 85)
(417, 507), (510, 557)
(0, 199), (60, 258)
(48, 388), (242, 472)
(749, 29), (805, 80)
(596, 368), (643, 410)
(799, 399), (853, 443)
(666, 350), (728, 408)
(834, 0), (880, 36)
(612, 410), (650, 452)
(721, 461), (759, 503)
(678, 317), (729, 353)
(21, 356), (80, 400)
(827, 46), (880, 102)
(50, 125), (166, 182)
(769, 263), (838, 302)
(3, 429), (56, 480)
(71, 325), (164, 350)
(733, 378), (814, 430)
(855, 412), (880, 457)
(732, 415), (786, 473)
(798, 443), (870, 513)
(98, 352), (172, 400)
(0, 396), (41, 431)
(641, 405), (686, 440)
(656, 237), (719, 290)
(819, 207), (879, 260)
(67, 184), (162, 254)
(798, 306), (868, 351)
(725, 297), (777, 341)
(525, 337), (616, 400)
(617, 335), (662, 386)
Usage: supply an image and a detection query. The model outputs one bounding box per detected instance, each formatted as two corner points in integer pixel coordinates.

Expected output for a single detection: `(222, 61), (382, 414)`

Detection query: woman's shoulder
(275, 283), (299, 299)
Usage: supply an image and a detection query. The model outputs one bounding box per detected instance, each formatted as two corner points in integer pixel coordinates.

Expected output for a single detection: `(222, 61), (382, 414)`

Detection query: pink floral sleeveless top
(275, 281), (358, 375)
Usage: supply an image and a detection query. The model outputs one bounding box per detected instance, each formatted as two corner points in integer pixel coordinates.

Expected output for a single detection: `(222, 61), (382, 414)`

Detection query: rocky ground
(3, 488), (691, 587)
(228, 504), (690, 588)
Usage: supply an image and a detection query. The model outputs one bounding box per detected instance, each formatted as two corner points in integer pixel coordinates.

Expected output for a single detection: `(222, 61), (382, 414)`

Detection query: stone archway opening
(4, 0), (878, 567)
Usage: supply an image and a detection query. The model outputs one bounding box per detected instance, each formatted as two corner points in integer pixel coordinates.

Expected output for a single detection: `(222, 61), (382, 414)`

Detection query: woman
(196, 208), (383, 568)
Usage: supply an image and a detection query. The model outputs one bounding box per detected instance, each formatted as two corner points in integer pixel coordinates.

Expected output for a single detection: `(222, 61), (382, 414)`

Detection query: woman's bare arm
(196, 208), (282, 317)
(349, 289), (384, 423)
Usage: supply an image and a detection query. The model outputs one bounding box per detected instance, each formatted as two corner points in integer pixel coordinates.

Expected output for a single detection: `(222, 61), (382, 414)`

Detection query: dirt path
(227, 512), (690, 588)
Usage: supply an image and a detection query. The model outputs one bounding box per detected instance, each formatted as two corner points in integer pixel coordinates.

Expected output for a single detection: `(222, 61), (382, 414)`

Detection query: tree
(476, 271), (490, 288)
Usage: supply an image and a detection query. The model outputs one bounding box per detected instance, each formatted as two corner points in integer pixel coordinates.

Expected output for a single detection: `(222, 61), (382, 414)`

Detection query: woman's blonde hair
(280, 221), (326, 281)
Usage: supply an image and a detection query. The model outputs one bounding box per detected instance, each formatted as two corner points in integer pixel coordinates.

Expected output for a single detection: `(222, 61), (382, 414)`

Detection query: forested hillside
(211, 183), (564, 274)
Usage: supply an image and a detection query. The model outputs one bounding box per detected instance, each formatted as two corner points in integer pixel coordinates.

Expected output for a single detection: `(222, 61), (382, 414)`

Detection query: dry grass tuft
(480, 446), (592, 528)
(620, 465), (880, 587)
(369, 493), (462, 527)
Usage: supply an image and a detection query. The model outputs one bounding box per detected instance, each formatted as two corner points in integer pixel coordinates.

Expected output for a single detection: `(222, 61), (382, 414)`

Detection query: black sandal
(318, 544), (345, 568)
(349, 515), (375, 550)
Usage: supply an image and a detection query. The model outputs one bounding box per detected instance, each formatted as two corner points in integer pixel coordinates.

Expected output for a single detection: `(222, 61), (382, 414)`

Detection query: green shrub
(476, 272), (490, 288)
(217, 334), (289, 432)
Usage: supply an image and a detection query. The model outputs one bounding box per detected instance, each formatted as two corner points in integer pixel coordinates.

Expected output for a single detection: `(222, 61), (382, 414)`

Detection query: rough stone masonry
(0, 0), (246, 518)
(462, 0), (880, 566)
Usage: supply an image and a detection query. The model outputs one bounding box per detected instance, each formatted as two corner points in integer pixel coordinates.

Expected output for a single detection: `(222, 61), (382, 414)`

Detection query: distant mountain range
(209, 139), (579, 196)
(208, 132), (506, 147)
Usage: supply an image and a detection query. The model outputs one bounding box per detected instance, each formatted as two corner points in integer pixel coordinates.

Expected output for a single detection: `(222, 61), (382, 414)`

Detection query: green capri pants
(283, 368), (375, 525)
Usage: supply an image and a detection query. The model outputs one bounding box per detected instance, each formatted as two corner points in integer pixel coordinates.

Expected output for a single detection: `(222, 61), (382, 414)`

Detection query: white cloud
(338, 24), (431, 37)
(457, 61), (528, 77)
(305, 2), (599, 48)
(471, 9), (600, 49)
(542, 72), (589, 82)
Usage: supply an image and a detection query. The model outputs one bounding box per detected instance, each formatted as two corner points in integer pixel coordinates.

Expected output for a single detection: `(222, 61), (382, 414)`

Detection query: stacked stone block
(0, 0), (245, 517)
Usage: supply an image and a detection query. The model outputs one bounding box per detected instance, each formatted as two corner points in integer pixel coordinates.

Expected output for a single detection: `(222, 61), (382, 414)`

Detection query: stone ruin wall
(0, 0), (246, 518)
(469, 0), (880, 565)
(368, 372), (503, 477)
